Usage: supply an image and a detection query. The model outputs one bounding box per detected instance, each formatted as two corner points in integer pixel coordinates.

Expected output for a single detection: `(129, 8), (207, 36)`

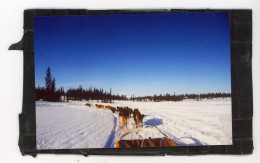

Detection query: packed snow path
(36, 101), (117, 149)
(36, 98), (232, 149)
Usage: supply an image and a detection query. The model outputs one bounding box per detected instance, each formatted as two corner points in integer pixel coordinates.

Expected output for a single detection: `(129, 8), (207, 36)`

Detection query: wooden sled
(115, 128), (178, 148)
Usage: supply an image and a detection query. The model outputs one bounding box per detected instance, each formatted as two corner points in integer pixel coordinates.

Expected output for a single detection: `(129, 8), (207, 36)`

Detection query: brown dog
(124, 107), (133, 118)
(95, 104), (104, 109)
(85, 103), (93, 107)
(105, 105), (112, 111)
(133, 109), (144, 128)
(118, 108), (130, 131)
(110, 107), (116, 113)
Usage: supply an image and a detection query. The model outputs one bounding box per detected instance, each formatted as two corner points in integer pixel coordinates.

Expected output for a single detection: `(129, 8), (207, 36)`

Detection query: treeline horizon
(36, 67), (231, 102)
(130, 92), (231, 102)
(36, 67), (128, 102)
(36, 85), (128, 102)
(36, 83), (231, 102)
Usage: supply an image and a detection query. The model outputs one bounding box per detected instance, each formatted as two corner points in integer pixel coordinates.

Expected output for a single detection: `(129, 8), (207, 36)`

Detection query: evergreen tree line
(66, 86), (127, 102)
(35, 85), (65, 102)
(35, 67), (127, 102)
(36, 67), (231, 102)
(130, 92), (231, 102)
(35, 67), (65, 102)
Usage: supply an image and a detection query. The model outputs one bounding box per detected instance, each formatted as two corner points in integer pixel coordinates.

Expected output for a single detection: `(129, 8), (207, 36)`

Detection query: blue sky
(34, 12), (230, 97)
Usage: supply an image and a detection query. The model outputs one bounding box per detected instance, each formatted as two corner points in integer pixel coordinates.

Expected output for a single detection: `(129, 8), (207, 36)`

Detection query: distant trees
(130, 94), (135, 102)
(44, 67), (52, 100)
(36, 67), (62, 102)
(35, 85), (45, 101)
(131, 92), (231, 102)
(35, 67), (127, 102)
(35, 67), (231, 103)
(66, 86), (127, 102)
(45, 67), (52, 91)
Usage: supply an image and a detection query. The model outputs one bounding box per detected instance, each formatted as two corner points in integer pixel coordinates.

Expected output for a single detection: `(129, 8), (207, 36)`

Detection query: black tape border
(10, 9), (253, 156)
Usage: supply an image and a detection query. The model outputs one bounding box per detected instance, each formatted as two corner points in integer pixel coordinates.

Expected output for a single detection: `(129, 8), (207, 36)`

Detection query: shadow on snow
(103, 116), (117, 148)
(177, 137), (204, 146)
(104, 116), (204, 147)
(144, 118), (163, 126)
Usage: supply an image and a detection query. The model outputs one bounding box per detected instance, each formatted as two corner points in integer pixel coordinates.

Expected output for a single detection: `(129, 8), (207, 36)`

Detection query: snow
(36, 101), (116, 149)
(36, 98), (232, 149)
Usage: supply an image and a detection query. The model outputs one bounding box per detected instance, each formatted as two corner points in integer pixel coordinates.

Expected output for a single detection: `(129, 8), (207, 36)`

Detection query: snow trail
(36, 101), (117, 149)
(36, 98), (232, 149)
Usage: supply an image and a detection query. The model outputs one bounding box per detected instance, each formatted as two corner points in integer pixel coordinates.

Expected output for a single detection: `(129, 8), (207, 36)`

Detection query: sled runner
(115, 128), (178, 148)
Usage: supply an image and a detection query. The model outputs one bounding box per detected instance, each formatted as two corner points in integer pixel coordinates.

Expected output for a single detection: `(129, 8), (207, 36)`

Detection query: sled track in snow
(36, 100), (232, 148)
(93, 104), (176, 147)
(104, 116), (117, 148)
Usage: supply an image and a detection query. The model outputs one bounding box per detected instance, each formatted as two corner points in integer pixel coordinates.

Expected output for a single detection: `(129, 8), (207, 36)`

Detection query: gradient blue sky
(34, 12), (230, 97)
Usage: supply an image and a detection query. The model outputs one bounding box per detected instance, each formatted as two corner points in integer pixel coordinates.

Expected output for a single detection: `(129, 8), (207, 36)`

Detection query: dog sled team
(86, 103), (144, 131)
(86, 102), (179, 148)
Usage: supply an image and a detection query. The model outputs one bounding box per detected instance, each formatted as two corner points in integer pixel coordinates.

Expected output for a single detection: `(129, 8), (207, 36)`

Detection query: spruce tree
(45, 67), (52, 101)
(51, 77), (56, 101)
(45, 67), (52, 91)
(51, 77), (56, 93)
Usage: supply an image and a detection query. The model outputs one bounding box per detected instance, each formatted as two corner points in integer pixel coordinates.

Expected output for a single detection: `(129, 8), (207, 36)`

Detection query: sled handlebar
(116, 128), (167, 142)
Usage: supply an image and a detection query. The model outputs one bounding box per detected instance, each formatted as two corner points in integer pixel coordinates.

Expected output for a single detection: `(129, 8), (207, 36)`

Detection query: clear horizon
(34, 12), (231, 97)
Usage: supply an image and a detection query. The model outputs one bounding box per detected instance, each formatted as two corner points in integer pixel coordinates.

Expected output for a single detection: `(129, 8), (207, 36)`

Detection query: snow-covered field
(36, 98), (232, 149)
